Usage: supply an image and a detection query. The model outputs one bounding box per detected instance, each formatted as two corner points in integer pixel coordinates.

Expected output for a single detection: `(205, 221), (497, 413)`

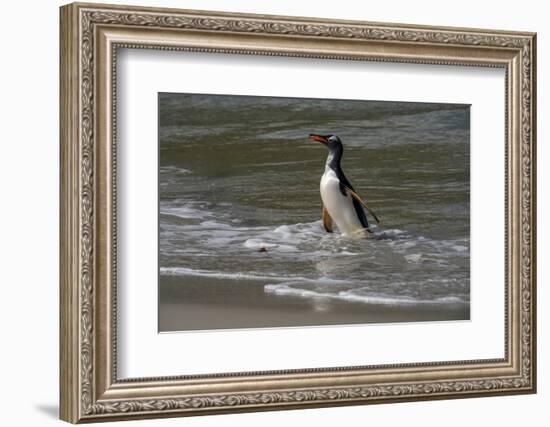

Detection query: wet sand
(159, 275), (470, 332)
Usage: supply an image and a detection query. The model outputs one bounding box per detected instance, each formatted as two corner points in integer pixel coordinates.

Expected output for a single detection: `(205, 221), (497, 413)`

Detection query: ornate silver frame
(60, 2), (537, 423)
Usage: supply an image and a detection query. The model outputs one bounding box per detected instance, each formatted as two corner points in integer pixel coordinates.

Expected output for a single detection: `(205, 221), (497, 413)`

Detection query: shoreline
(159, 275), (470, 332)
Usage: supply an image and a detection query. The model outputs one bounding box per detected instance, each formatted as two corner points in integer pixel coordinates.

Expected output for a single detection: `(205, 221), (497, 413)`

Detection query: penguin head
(308, 134), (343, 154)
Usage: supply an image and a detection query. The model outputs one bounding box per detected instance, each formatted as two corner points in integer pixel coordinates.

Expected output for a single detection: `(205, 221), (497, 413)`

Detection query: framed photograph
(60, 2), (537, 423)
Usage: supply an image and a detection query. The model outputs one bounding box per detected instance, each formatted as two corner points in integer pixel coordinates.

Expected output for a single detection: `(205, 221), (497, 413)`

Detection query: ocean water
(159, 93), (470, 320)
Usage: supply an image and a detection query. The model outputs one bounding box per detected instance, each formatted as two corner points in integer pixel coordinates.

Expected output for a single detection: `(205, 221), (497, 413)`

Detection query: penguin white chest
(320, 168), (365, 237)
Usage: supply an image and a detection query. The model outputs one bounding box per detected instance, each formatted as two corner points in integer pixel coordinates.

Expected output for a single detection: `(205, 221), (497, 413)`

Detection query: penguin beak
(309, 134), (329, 144)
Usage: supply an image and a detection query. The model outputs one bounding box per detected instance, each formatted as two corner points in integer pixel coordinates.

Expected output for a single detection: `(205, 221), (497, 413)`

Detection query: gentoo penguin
(309, 133), (379, 238)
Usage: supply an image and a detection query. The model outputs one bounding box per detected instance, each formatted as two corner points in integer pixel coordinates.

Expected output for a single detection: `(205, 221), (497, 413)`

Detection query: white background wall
(0, 0), (546, 426)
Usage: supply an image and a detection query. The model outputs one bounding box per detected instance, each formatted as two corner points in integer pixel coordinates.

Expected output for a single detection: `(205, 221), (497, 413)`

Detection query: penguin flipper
(343, 186), (381, 224)
(321, 205), (333, 233)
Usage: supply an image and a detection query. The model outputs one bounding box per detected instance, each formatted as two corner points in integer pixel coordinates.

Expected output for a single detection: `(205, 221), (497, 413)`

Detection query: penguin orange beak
(309, 134), (329, 144)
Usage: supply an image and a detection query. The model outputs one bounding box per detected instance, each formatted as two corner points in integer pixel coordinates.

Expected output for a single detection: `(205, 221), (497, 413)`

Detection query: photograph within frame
(158, 92), (471, 331)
